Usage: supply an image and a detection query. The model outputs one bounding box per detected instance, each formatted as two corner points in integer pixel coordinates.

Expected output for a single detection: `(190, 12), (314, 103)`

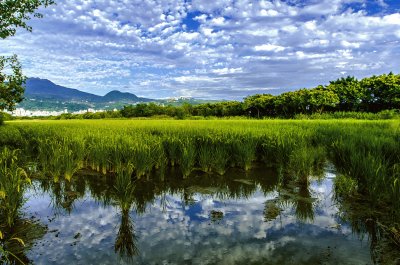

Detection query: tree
(308, 87), (339, 114)
(244, 94), (276, 118)
(0, 55), (25, 111)
(360, 73), (400, 112)
(326, 76), (364, 111)
(0, 0), (55, 39)
(0, 0), (55, 112)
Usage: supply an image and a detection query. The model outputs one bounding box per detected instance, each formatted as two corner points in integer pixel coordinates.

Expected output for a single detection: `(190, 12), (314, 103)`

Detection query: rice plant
(0, 148), (30, 228)
(178, 138), (196, 178)
(231, 135), (257, 170)
(0, 119), (398, 214)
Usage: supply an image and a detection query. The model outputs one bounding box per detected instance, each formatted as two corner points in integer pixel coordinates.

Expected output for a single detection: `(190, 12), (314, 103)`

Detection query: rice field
(0, 119), (399, 264)
(0, 119), (398, 192)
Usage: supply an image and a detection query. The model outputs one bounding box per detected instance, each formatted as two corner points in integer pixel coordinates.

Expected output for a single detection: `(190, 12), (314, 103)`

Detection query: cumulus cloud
(0, 0), (399, 99)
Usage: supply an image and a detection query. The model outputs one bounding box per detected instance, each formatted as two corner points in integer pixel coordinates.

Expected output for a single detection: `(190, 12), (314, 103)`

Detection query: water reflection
(0, 217), (46, 264)
(16, 165), (379, 264)
(112, 165), (139, 258)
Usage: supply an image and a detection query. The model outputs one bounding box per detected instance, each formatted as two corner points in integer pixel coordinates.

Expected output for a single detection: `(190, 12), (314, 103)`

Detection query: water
(16, 166), (375, 264)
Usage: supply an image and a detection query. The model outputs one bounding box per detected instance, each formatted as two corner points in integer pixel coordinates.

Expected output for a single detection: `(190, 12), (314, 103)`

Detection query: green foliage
(1, 0), (54, 114)
(35, 137), (86, 181)
(0, 0), (55, 39)
(334, 174), (358, 198)
(0, 55), (25, 111)
(326, 76), (365, 111)
(0, 112), (12, 124)
(1, 119), (399, 215)
(361, 72), (400, 111)
(19, 72), (397, 120)
(0, 148), (30, 228)
(243, 73), (400, 118)
(294, 110), (400, 120)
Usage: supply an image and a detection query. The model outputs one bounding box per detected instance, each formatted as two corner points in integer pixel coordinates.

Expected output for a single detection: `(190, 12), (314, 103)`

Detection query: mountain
(18, 78), (153, 111)
(103, 90), (140, 102)
(24, 78), (150, 103)
(25, 78), (102, 101)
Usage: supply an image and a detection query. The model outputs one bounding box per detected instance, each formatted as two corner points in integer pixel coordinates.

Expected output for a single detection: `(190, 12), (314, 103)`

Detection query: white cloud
(0, 0), (399, 99)
(254, 44), (286, 52)
(212, 67), (243, 75)
(341, 40), (361, 48)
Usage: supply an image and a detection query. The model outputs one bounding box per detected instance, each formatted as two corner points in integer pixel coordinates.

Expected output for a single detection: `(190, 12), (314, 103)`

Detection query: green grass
(0, 119), (399, 211)
(0, 147), (30, 227)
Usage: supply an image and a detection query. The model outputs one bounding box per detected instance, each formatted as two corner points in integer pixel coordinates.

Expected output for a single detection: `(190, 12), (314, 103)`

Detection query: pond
(11, 165), (379, 264)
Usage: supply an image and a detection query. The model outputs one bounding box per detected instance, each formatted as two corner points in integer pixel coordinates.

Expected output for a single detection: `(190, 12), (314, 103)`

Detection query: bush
(0, 112), (13, 125)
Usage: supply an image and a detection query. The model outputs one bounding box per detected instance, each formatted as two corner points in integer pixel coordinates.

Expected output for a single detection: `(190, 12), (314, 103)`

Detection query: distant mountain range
(18, 78), (221, 112)
(16, 78), (155, 112)
(25, 78), (150, 103)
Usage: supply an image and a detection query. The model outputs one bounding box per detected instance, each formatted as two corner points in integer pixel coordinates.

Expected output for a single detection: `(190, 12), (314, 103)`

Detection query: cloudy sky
(1, 0), (400, 99)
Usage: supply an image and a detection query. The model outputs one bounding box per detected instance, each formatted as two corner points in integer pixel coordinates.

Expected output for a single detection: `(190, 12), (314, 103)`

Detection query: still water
(20, 165), (374, 264)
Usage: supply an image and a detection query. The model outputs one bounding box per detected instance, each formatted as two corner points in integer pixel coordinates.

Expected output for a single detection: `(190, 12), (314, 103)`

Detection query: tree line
(120, 73), (400, 119)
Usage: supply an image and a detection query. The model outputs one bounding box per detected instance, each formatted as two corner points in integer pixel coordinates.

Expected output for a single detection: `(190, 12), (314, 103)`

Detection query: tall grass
(0, 119), (398, 212)
(0, 148), (30, 227)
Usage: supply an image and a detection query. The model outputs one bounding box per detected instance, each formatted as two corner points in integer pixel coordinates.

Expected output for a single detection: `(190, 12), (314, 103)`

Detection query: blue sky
(1, 0), (400, 99)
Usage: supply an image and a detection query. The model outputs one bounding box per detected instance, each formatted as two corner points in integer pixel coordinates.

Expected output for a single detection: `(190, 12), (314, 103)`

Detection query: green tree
(0, 0), (54, 112)
(360, 73), (400, 111)
(326, 76), (364, 111)
(308, 87), (339, 114)
(0, 0), (55, 39)
(244, 94), (276, 118)
(0, 55), (25, 111)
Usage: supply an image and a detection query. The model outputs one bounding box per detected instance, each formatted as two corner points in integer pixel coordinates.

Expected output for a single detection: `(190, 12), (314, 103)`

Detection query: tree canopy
(0, 0), (54, 112)
(0, 55), (24, 111)
(0, 0), (55, 39)
(117, 73), (400, 119)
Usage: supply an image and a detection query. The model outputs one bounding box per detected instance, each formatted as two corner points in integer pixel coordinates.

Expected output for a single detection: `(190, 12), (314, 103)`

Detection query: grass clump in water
(0, 148), (30, 228)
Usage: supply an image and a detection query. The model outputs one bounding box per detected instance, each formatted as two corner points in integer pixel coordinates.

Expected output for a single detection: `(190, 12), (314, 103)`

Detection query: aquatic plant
(231, 135), (257, 170)
(0, 148), (30, 228)
(113, 163), (139, 258)
(0, 119), (398, 215)
(177, 138), (196, 178)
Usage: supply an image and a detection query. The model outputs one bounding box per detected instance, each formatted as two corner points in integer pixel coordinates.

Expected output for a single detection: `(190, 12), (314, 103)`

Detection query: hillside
(19, 78), (152, 111)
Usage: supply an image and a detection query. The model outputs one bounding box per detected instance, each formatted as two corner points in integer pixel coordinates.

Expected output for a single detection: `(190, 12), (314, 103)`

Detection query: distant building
(7, 107), (112, 117)
(8, 108), (65, 117)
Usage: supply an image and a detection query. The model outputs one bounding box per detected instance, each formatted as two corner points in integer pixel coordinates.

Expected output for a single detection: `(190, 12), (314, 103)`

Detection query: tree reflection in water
(25, 161), (399, 263)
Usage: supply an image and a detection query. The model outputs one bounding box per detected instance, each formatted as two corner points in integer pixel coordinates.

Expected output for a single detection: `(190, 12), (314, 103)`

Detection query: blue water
(21, 168), (373, 265)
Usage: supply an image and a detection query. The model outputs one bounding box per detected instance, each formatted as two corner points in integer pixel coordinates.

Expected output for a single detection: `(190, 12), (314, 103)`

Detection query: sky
(1, 0), (400, 99)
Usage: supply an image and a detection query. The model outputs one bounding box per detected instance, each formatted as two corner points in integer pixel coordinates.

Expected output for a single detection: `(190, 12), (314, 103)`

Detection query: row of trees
(119, 73), (399, 119)
(244, 73), (400, 118)
(120, 101), (244, 118)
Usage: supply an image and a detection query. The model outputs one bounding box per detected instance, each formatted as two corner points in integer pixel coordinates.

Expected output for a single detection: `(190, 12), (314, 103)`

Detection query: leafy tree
(220, 101), (244, 116)
(308, 87), (339, 114)
(244, 94), (275, 117)
(0, 55), (25, 111)
(360, 73), (400, 111)
(0, 0), (55, 39)
(0, 0), (55, 112)
(326, 76), (364, 111)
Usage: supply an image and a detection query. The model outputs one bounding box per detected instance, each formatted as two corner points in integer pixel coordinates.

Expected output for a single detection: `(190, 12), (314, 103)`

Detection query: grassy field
(0, 119), (398, 199)
(0, 119), (399, 261)
(0, 119), (398, 201)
